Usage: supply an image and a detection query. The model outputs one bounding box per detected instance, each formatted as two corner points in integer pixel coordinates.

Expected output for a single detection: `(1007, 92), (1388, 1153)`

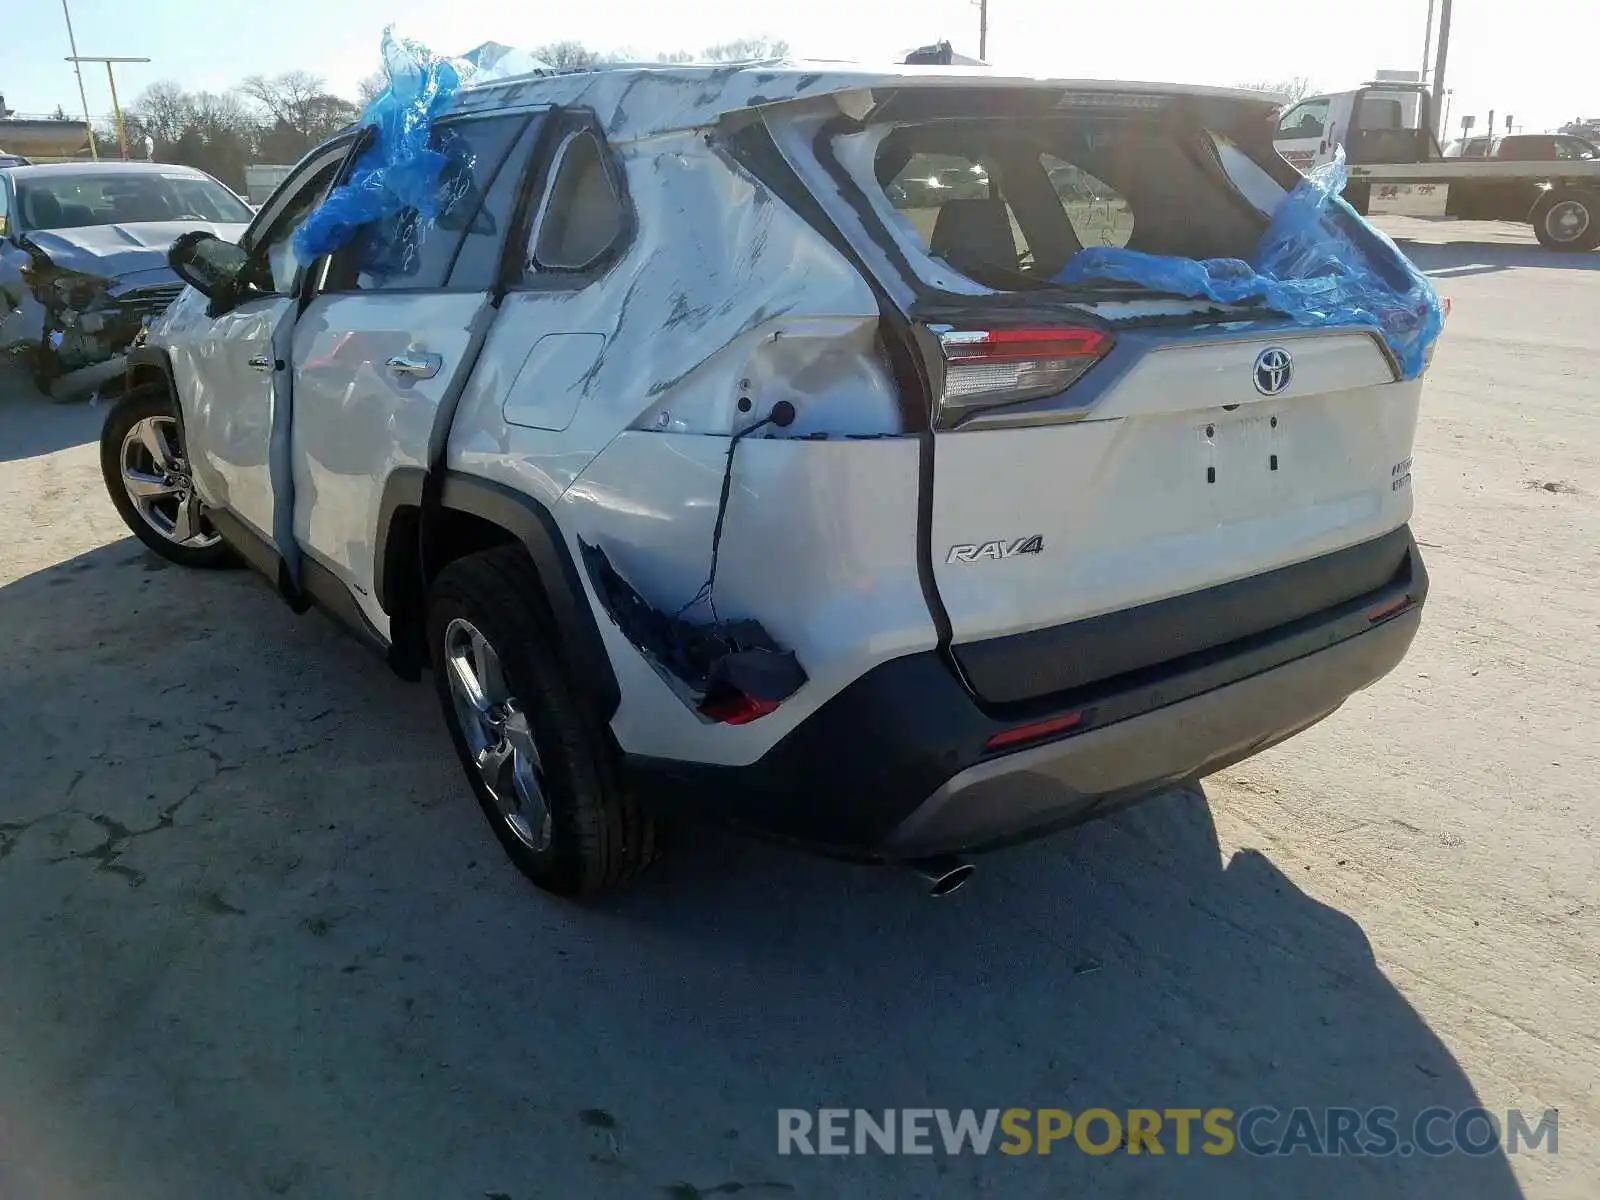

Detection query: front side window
(530, 130), (626, 272)
(256, 160), (341, 294)
(1277, 99), (1330, 139)
(1556, 137), (1596, 160)
(326, 113), (530, 292)
(15, 170), (252, 230)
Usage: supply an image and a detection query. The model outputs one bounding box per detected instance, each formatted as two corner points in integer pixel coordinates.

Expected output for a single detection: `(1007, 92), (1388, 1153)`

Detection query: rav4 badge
(946, 536), (1044, 564)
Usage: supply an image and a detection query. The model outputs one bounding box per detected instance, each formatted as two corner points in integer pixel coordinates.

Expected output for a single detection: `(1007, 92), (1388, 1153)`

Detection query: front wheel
(99, 386), (237, 569)
(426, 545), (661, 896)
(1532, 189), (1600, 251)
(30, 338), (62, 398)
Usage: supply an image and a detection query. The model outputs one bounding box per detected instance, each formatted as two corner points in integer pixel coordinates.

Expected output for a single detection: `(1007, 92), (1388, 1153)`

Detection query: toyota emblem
(1253, 347), (1293, 396)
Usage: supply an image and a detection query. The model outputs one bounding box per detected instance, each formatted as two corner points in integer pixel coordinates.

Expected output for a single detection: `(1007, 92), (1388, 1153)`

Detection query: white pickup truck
(1274, 82), (1600, 250)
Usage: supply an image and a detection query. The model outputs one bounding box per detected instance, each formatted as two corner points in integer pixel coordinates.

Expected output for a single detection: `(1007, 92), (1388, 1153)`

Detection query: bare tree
(1237, 76), (1314, 104)
(701, 37), (790, 63)
(239, 71), (349, 139)
(355, 70), (387, 109)
(134, 81), (192, 146)
(655, 50), (695, 64)
(530, 41), (604, 70)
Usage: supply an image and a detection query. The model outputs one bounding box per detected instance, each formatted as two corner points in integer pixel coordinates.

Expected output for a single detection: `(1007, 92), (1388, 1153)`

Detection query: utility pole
(1420, 0), (1436, 84)
(66, 56), (149, 160)
(1430, 0), (1453, 139)
(977, 0), (989, 61)
(58, 0), (97, 160)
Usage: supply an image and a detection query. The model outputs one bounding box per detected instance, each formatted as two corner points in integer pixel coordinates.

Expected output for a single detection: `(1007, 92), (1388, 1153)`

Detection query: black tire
(30, 339), (61, 397)
(426, 545), (661, 896)
(99, 386), (238, 570)
(1532, 189), (1600, 251)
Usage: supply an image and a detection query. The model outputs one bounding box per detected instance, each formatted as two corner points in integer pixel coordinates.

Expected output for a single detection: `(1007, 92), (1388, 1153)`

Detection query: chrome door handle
(386, 351), (442, 380)
(247, 354), (274, 372)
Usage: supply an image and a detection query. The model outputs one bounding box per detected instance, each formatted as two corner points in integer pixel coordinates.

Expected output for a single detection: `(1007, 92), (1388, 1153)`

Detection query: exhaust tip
(905, 855), (976, 897)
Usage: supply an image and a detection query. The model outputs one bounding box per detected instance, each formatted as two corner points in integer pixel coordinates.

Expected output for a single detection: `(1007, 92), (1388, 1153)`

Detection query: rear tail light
(936, 326), (1113, 424)
(698, 690), (780, 725)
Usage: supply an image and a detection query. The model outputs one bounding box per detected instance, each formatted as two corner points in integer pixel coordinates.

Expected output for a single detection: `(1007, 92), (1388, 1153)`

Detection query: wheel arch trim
(375, 468), (621, 720)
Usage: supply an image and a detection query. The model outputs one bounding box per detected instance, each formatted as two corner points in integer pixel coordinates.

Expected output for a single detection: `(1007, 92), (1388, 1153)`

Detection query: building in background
(0, 116), (94, 161)
(244, 163), (293, 204)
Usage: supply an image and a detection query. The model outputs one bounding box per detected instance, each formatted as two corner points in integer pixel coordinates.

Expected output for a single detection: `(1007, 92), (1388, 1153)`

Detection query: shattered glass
(290, 28), (469, 273)
(290, 28), (550, 281)
(1056, 149), (1445, 379)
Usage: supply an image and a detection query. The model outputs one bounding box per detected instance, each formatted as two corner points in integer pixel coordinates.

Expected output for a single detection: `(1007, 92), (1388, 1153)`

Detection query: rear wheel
(1532, 189), (1600, 251)
(99, 386), (237, 569)
(426, 545), (661, 896)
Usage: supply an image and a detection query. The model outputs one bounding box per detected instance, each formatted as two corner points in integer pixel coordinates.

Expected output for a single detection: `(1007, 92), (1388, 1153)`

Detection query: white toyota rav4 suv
(98, 63), (1431, 897)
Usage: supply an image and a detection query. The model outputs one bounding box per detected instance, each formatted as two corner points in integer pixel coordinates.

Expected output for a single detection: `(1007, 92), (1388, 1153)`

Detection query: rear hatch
(756, 83), (1423, 706)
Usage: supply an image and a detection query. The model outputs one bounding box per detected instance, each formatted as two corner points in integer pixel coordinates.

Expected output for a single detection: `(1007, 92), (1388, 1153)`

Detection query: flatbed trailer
(1274, 83), (1600, 250)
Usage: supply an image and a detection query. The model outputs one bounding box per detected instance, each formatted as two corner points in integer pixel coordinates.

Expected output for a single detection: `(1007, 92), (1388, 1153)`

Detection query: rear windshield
(859, 118), (1269, 293)
(16, 171), (252, 230)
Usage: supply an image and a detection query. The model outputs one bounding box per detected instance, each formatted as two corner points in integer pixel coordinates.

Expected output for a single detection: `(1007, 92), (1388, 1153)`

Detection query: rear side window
(530, 130), (625, 272)
(326, 113), (530, 292)
(1355, 97), (1403, 131)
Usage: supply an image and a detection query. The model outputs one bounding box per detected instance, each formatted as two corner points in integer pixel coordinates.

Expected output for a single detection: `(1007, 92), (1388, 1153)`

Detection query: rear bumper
(626, 528), (1428, 860)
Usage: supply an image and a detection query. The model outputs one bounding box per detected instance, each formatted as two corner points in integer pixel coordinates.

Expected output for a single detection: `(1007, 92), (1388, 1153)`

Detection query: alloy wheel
(442, 616), (552, 852)
(118, 415), (221, 549)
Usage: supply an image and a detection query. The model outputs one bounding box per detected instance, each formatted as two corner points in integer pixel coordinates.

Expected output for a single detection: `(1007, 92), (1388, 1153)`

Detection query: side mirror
(169, 230), (249, 299)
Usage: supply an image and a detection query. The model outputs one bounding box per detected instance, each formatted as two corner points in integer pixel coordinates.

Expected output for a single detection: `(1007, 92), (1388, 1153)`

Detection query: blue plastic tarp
(290, 27), (470, 275)
(1055, 149), (1444, 379)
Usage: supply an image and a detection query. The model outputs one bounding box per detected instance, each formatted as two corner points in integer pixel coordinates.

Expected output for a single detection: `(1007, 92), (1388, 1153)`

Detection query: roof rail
(1361, 79), (1430, 92)
(459, 56), (791, 92)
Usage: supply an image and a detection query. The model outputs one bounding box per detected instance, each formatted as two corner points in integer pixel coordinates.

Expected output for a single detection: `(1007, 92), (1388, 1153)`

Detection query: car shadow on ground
(1395, 237), (1600, 276)
(0, 367), (103, 462)
(0, 541), (1529, 1199)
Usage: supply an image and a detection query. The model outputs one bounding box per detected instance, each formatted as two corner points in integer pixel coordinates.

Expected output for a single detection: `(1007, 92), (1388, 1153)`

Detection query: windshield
(15, 171), (252, 230)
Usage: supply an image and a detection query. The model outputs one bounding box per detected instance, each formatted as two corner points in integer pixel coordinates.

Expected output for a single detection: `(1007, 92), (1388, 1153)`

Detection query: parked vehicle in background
(0, 153), (30, 168)
(0, 160), (252, 395)
(1273, 82), (1600, 249)
(1443, 134), (1600, 160)
(99, 63), (1430, 898)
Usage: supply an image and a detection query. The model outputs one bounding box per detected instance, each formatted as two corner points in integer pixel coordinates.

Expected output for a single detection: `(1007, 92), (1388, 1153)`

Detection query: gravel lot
(0, 218), (1594, 1199)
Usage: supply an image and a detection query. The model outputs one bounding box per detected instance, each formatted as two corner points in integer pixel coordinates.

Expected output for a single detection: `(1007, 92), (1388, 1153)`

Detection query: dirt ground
(0, 218), (1594, 1199)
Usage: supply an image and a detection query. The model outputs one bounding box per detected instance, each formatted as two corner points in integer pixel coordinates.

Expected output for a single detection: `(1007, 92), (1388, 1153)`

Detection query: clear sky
(2, 0), (1595, 135)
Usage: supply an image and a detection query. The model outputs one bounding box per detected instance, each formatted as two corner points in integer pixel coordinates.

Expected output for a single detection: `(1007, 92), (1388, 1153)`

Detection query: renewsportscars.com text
(777, 1107), (1559, 1157)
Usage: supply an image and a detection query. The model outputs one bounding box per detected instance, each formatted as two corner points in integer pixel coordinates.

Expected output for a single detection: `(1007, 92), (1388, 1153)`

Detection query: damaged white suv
(99, 62), (1432, 896)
